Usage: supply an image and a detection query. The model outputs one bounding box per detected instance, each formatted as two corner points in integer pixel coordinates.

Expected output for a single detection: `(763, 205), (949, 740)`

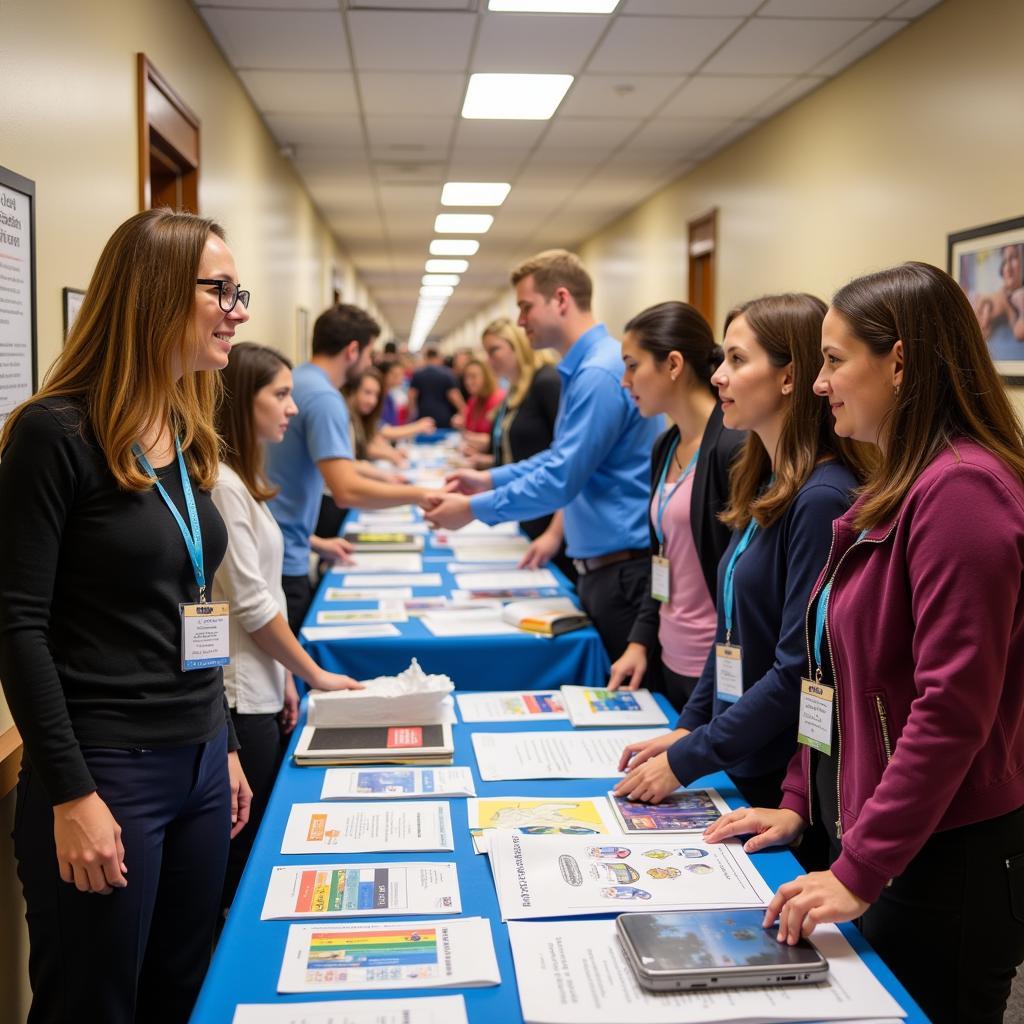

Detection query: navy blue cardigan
(668, 460), (857, 786)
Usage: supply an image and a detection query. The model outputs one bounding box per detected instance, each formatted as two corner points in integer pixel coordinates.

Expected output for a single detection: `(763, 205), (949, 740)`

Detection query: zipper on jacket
(874, 694), (893, 763)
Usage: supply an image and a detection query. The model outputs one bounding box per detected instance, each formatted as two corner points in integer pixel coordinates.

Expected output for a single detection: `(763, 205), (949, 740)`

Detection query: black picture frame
(62, 287), (85, 342)
(948, 216), (1024, 384)
(0, 164), (37, 426)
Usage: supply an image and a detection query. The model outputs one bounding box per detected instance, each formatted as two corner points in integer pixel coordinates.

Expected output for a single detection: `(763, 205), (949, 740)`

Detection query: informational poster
(0, 167), (36, 429)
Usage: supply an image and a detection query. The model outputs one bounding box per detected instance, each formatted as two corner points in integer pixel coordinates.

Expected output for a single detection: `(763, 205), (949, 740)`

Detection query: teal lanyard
(132, 437), (207, 601)
(813, 530), (868, 675)
(490, 397), (508, 460)
(722, 518), (758, 643)
(653, 436), (699, 550)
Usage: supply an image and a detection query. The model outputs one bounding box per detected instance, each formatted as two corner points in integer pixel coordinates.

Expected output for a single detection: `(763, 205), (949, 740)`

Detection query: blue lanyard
(490, 397), (508, 459)
(813, 530), (868, 675)
(722, 518), (758, 643)
(132, 437), (207, 600)
(653, 436), (699, 549)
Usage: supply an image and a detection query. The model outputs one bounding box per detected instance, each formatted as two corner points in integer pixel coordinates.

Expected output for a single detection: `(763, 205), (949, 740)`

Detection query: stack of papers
(332, 553), (424, 574)
(324, 586), (413, 601)
(432, 522), (520, 545)
(488, 832), (773, 920)
(261, 862), (461, 920)
(340, 572), (443, 588)
(315, 605), (408, 625)
(233, 995), (469, 1024)
(421, 607), (521, 637)
(343, 530), (425, 552)
(454, 568), (560, 591)
(502, 598), (590, 637)
(294, 723), (455, 767)
(508, 919), (906, 1023)
(281, 802), (454, 854)
(277, 917), (501, 993)
(450, 537), (530, 563)
(300, 623), (402, 641)
(321, 766), (476, 800)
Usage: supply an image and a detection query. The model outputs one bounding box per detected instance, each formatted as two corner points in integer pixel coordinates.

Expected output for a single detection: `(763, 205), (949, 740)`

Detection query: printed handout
(277, 917), (501, 993)
(260, 862), (461, 920)
(232, 994), (468, 1024)
(454, 569), (560, 591)
(316, 607), (408, 625)
(280, 802), (454, 854)
(300, 624), (402, 641)
(341, 573), (443, 588)
(468, 795), (619, 854)
(456, 690), (568, 723)
(488, 832), (773, 920)
(433, 522), (520, 545)
(421, 609), (521, 637)
(324, 586), (414, 602)
(445, 561), (523, 574)
(354, 506), (415, 525)
(508, 919), (906, 1023)
(472, 729), (665, 781)
(608, 789), (731, 833)
(321, 766), (475, 800)
(332, 553), (424, 574)
(560, 685), (669, 727)
(451, 587), (563, 602)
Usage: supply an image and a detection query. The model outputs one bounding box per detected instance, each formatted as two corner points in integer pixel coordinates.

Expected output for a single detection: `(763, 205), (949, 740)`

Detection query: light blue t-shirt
(266, 362), (353, 575)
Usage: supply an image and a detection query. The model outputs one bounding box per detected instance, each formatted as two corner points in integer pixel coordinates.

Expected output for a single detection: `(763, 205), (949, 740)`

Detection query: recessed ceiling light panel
(425, 259), (469, 273)
(462, 73), (573, 120)
(420, 285), (455, 297)
(488, 0), (619, 10)
(434, 214), (494, 234)
(430, 239), (480, 256)
(441, 182), (511, 207)
(423, 274), (461, 287)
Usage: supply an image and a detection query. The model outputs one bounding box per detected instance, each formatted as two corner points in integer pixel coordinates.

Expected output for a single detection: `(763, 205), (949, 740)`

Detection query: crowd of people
(1, 208), (1023, 1024)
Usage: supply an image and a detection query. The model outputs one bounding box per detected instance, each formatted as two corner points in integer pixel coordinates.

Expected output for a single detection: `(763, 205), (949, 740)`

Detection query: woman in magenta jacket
(706, 262), (1024, 1024)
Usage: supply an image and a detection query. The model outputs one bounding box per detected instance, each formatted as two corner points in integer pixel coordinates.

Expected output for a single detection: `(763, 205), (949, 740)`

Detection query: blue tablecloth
(191, 696), (926, 1023)
(301, 528), (611, 690)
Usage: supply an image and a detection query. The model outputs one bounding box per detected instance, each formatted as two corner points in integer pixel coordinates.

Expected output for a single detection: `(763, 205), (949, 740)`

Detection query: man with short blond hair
(510, 249), (593, 311)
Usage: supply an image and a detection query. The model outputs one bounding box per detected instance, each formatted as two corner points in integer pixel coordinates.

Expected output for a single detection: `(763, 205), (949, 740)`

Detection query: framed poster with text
(0, 165), (37, 429)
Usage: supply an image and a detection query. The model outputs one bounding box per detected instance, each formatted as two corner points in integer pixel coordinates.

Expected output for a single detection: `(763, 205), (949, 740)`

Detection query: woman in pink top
(610, 301), (745, 710)
(457, 358), (506, 438)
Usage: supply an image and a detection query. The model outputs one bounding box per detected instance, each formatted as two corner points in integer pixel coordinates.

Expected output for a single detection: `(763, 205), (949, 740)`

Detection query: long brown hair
(347, 367), (385, 460)
(832, 261), (1024, 528)
(217, 342), (292, 502)
(464, 357), (498, 401)
(0, 208), (225, 490)
(720, 293), (870, 530)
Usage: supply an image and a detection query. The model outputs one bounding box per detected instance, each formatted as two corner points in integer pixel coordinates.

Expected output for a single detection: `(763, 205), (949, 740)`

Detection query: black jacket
(626, 403), (745, 652)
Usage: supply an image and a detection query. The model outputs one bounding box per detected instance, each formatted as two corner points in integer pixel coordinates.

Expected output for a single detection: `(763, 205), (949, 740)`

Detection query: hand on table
(53, 792), (127, 894)
(279, 673), (300, 735)
(422, 493), (474, 530)
(607, 643), (648, 691)
(701, 806), (806, 853)
(311, 535), (354, 565)
(764, 869), (869, 944)
(612, 751), (683, 804)
(444, 468), (491, 495)
(518, 530), (561, 570)
(227, 751), (253, 839)
(616, 727), (689, 773)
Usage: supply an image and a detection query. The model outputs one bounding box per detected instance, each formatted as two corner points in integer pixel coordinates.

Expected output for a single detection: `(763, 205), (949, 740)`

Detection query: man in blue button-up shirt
(423, 250), (661, 662)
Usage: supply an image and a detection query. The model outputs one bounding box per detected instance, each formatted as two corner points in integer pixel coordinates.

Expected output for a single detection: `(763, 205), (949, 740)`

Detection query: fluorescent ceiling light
(441, 182), (511, 207)
(423, 274), (461, 287)
(430, 239), (479, 256)
(434, 214), (493, 234)
(420, 285), (454, 297)
(462, 73), (573, 121)
(425, 259), (469, 273)
(489, 0), (619, 9)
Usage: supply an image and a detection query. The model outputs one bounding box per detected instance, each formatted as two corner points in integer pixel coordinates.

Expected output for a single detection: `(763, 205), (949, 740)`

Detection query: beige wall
(575, 0), (1024, 423)
(0, 1), (389, 1018)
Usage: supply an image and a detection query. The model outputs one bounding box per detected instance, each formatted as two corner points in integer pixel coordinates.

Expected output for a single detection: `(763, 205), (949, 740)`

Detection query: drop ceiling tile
(541, 117), (639, 151)
(692, 118), (758, 158)
(368, 117), (454, 149)
(377, 184), (440, 212)
(622, 0), (761, 12)
(812, 19), (909, 74)
(887, 0), (942, 15)
(559, 74), (684, 118)
(703, 18), (873, 74)
(263, 113), (363, 148)
(195, 0), (338, 7)
(453, 119), (550, 150)
(373, 159), (449, 185)
(349, 0), (476, 7)
(628, 116), (734, 156)
(358, 72), (465, 116)
(748, 76), (825, 117)
(587, 16), (742, 74)
(349, 11), (475, 71)
(758, 0), (898, 15)
(472, 13), (608, 74)
(198, 9), (348, 70)
(659, 75), (796, 118)
(447, 148), (528, 180)
(238, 70), (358, 114)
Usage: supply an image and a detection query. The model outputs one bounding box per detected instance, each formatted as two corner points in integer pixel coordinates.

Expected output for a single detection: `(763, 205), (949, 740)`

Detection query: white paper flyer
(280, 802), (454, 854)
(321, 766), (475, 800)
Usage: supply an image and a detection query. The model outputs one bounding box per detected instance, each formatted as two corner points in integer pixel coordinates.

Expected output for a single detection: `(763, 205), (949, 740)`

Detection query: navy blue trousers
(13, 728), (231, 1024)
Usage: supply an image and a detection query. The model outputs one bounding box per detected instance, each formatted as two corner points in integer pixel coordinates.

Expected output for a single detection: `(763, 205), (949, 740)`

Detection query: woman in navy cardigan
(615, 293), (868, 817)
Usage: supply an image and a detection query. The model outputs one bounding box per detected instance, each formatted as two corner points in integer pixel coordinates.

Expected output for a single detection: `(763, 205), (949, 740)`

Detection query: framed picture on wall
(948, 216), (1024, 382)
(63, 287), (86, 342)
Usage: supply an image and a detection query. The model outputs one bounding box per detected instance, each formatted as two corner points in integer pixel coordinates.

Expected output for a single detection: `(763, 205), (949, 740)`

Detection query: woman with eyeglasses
(0, 209), (252, 1023)
(214, 342), (363, 910)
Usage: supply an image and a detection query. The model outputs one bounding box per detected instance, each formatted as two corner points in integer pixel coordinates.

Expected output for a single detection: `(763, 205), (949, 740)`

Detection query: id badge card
(797, 678), (834, 755)
(651, 555), (671, 603)
(180, 602), (231, 671)
(715, 643), (743, 702)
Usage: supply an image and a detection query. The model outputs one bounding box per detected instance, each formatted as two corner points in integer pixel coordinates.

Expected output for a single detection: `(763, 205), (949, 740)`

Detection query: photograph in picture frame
(948, 216), (1024, 381)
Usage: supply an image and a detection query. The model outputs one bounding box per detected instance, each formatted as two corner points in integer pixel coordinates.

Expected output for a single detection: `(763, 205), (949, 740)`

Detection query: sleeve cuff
(778, 789), (810, 820)
(489, 464), (516, 488)
(830, 849), (887, 905)
(470, 491), (501, 525)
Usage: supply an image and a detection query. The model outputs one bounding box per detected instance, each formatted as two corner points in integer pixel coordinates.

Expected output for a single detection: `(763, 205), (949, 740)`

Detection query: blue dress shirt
(470, 323), (661, 559)
(266, 362), (353, 575)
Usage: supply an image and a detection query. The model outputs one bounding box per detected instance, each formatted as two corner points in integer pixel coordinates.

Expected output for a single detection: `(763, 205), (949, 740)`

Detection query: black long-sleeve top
(0, 398), (234, 805)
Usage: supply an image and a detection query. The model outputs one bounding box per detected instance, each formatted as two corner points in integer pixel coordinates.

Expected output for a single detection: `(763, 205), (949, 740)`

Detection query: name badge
(797, 677), (834, 755)
(180, 602), (231, 671)
(715, 643), (743, 702)
(651, 555), (670, 603)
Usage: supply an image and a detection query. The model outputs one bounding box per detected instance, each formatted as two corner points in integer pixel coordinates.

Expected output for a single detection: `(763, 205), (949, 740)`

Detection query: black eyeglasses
(197, 279), (251, 313)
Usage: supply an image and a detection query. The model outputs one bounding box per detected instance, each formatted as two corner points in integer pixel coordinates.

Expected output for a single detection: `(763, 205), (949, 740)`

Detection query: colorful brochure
(560, 685), (668, 727)
(456, 690), (568, 723)
(608, 788), (731, 833)
(321, 766), (475, 800)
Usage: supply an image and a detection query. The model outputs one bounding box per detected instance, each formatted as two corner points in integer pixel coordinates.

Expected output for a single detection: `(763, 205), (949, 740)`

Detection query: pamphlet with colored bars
(294, 723), (455, 766)
(343, 530), (425, 552)
(276, 917), (501, 993)
(260, 862), (461, 920)
(456, 690), (568, 723)
(559, 685), (669, 727)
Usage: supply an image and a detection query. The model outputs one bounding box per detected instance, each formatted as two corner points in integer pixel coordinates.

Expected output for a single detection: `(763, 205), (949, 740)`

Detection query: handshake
(418, 468), (491, 530)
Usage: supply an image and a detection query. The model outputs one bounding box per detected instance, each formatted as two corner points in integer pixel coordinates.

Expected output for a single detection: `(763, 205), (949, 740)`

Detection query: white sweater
(212, 463), (288, 713)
